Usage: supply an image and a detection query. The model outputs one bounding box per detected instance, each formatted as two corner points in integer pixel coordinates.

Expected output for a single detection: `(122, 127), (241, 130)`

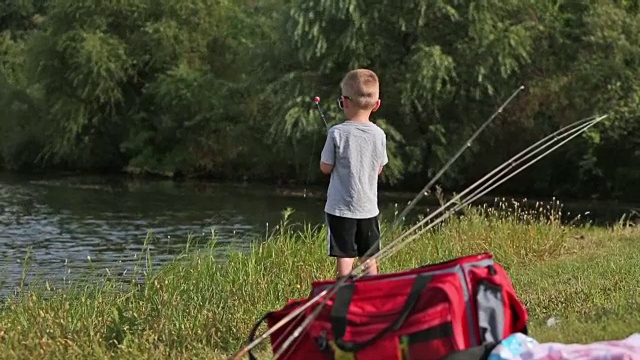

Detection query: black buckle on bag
(316, 331), (328, 351)
(488, 264), (497, 275)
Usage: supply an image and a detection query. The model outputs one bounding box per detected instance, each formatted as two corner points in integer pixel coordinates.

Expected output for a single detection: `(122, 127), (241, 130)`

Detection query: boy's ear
(372, 99), (381, 112)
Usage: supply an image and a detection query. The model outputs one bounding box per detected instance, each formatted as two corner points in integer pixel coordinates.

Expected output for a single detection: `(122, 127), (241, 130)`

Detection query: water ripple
(0, 174), (323, 297)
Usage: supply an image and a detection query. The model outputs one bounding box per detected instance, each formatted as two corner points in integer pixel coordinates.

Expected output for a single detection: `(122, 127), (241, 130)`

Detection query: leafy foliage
(0, 0), (638, 200)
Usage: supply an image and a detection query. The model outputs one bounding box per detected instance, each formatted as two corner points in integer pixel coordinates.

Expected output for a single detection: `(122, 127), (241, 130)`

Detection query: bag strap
(330, 273), (433, 353)
(247, 300), (307, 360)
(247, 312), (271, 360)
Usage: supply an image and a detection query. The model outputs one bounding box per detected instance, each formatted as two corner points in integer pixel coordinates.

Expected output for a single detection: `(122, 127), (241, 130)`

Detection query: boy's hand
(378, 166), (384, 175)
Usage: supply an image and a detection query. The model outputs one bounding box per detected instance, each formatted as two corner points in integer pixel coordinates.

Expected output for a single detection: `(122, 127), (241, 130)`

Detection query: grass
(0, 199), (638, 359)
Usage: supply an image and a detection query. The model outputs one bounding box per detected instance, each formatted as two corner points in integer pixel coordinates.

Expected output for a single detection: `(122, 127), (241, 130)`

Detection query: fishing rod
(270, 114), (608, 360)
(313, 96), (329, 130)
(370, 115), (602, 266)
(372, 115), (608, 265)
(231, 113), (608, 360)
(393, 85), (525, 226)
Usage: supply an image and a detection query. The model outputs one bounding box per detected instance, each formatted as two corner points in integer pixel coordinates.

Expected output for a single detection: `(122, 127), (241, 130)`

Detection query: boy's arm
(320, 130), (335, 175)
(379, 133), (389, 175)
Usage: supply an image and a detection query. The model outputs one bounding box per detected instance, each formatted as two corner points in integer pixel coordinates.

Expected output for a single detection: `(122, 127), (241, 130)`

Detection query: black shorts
(325, 212), (381, 258)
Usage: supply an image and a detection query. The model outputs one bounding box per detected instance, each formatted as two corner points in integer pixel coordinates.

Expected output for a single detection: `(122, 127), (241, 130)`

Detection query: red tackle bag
(247, 253), (528, 360)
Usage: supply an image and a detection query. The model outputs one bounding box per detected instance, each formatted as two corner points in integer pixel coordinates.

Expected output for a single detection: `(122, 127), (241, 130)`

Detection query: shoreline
(2, 171), (638, 217)
(2, 169), (640, 206)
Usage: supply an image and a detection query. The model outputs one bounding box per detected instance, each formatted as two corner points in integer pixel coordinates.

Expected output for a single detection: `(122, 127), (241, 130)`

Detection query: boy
(320, 68), (389, 278)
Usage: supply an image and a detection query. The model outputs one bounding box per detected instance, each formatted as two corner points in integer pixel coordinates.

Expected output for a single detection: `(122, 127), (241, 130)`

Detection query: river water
(0, 172), (636, 297)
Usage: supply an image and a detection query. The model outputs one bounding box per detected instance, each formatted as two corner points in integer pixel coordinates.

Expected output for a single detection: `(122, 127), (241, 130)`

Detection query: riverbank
(0, 205), (638, 359)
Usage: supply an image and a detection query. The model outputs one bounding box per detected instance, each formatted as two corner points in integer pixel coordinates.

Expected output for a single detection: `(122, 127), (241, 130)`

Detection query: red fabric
(309, 271), (467, 360)
(264, 300), (319, 360)
(259, 253), (528, 360)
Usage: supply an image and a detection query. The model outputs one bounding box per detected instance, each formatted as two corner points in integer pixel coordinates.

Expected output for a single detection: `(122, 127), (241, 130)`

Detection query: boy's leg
(355, 215), (381, 276)
(337, 258), (355, 278)
(325, 213), (358, 278)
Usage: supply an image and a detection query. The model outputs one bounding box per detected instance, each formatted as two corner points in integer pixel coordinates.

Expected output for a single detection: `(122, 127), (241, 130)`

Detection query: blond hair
(340, 69), (380, 110)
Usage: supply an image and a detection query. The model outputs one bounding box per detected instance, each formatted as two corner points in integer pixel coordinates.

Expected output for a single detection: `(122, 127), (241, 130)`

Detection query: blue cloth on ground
(488, 333), (539, 360)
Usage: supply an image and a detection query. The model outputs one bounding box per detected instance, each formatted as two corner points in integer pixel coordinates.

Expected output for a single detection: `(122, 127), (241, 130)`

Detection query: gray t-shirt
(320, 120), (388, 219)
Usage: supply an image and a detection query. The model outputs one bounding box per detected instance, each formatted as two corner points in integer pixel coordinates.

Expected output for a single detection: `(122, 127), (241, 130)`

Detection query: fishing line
(305, 127), (320, 185)
(271, 98), (335, 353)
(235, 96), (333, 360)
(267, 114), (608, 359)
(305, 96), (331, 186)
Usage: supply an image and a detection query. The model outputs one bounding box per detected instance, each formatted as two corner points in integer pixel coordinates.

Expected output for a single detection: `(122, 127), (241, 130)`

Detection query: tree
(0, 0), (637, 201)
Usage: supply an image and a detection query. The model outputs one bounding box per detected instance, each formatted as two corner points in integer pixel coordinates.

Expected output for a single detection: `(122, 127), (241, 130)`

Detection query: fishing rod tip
(313, 96), (320, 103)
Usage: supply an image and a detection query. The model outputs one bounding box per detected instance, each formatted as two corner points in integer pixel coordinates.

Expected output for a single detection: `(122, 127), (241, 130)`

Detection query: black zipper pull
(487, 265), (497, 276)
